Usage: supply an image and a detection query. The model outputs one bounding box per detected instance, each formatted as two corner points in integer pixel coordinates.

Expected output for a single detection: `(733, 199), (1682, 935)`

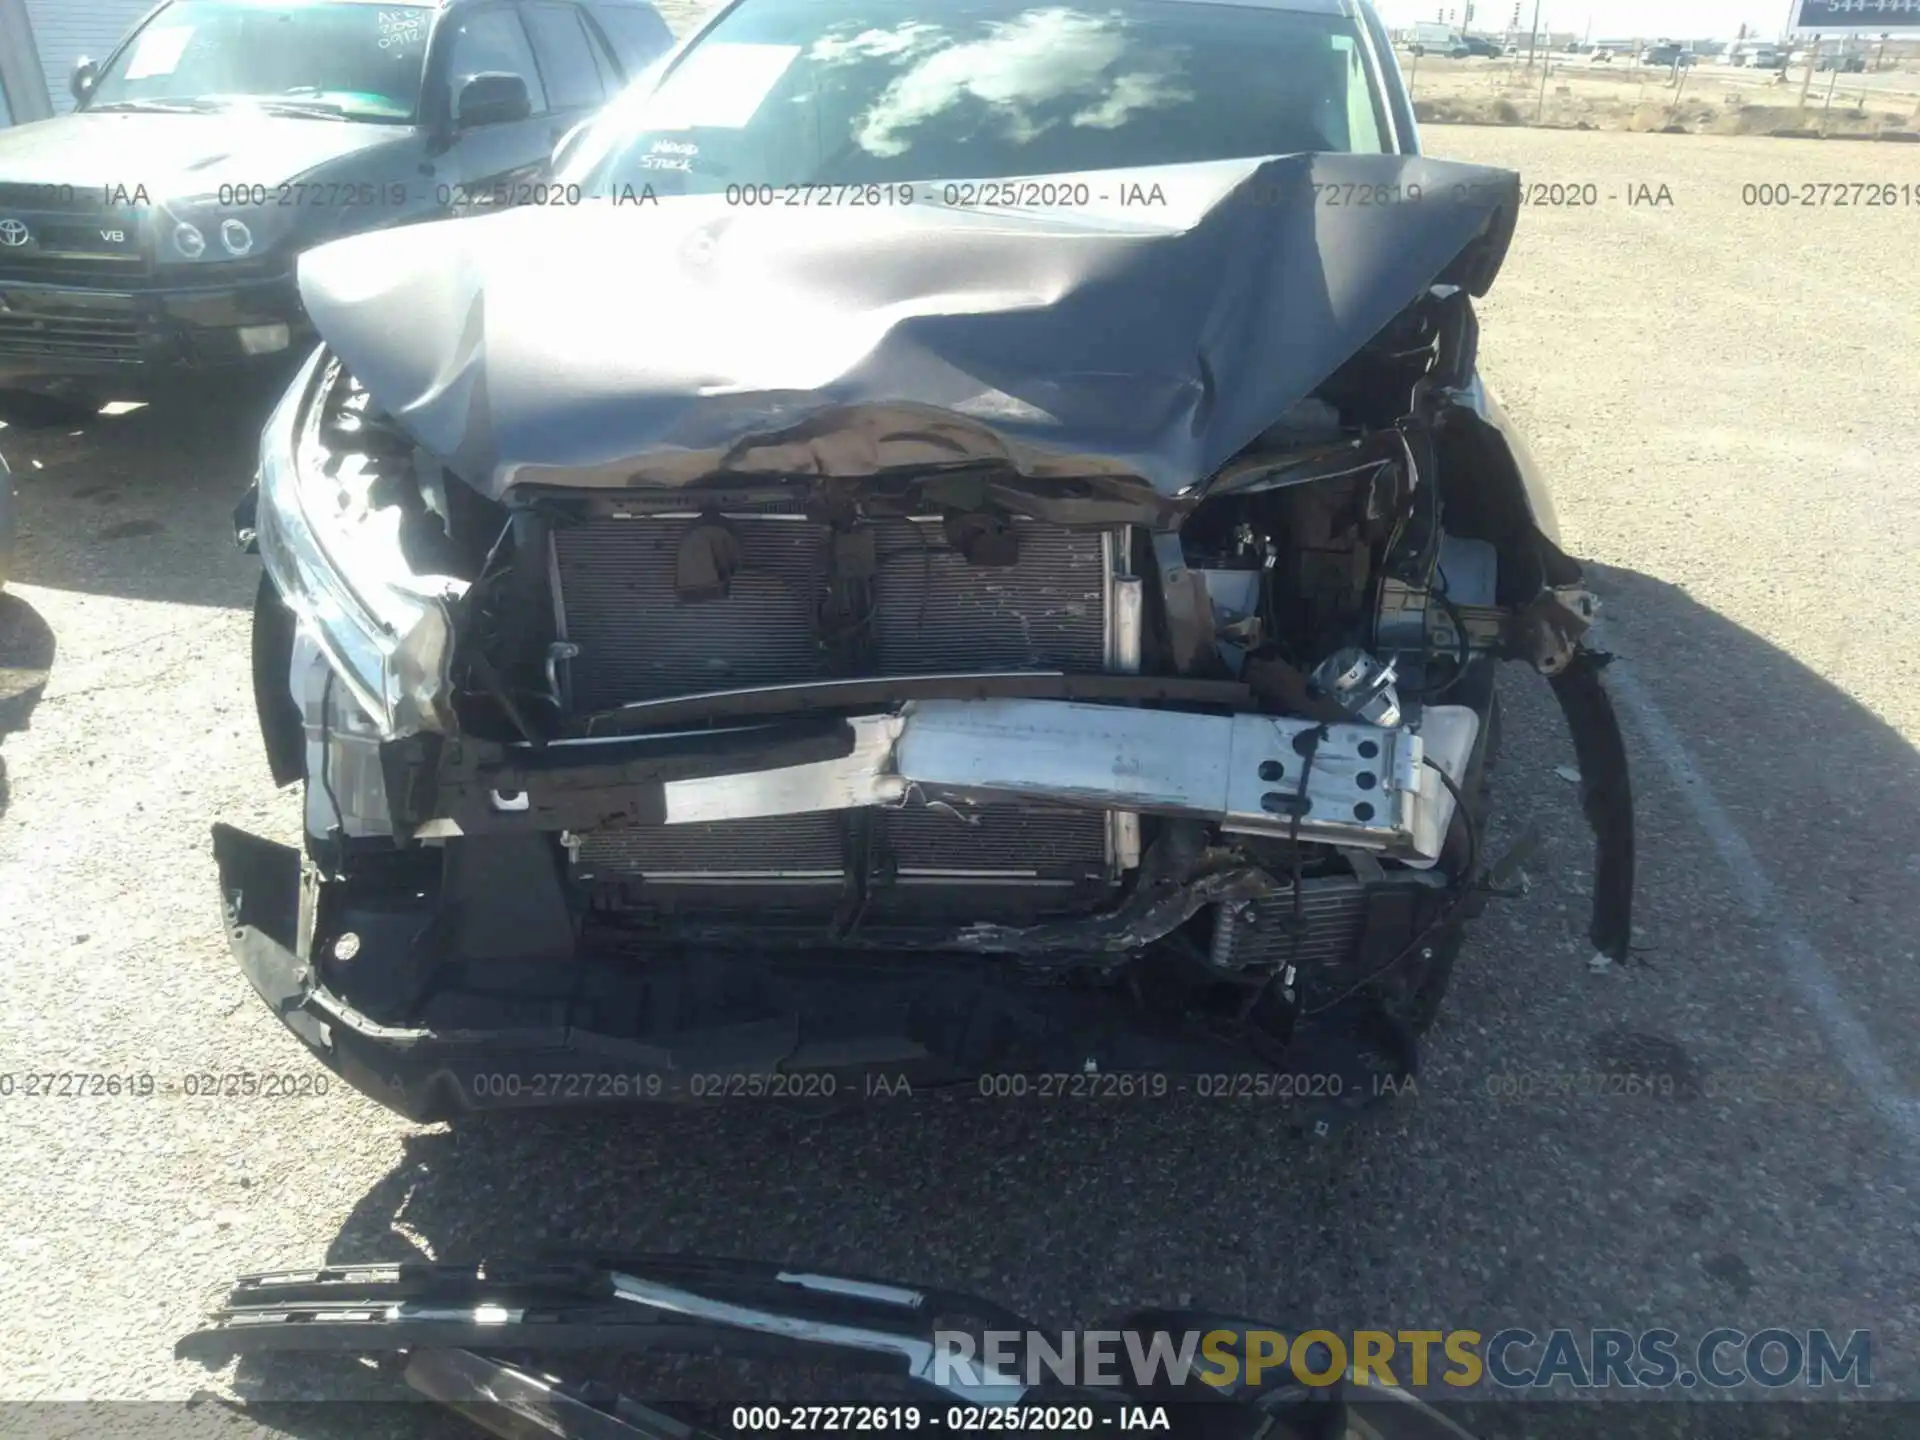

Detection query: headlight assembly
(255, 347), (464, 738)
(171, 220), (207, 258)
(160, 196), (296, 263)
(219, 217), (255, 256)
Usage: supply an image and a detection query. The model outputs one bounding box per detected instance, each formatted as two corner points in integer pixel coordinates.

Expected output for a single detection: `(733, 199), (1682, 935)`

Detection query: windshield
(569, 0), (1389, 196)
(87, 0), (434, 122)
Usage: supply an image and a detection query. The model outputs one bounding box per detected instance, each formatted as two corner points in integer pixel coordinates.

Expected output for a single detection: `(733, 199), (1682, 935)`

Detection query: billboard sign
(1791, 0), (1920, 30)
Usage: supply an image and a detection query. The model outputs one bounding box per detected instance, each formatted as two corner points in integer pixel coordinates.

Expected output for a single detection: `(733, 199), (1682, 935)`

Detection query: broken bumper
(212, 823), (1425, 1125)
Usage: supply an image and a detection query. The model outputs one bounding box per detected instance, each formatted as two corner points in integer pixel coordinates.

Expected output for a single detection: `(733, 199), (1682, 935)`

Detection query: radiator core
(551, 514), (1115, 711)
(554, 512), (1126, 901)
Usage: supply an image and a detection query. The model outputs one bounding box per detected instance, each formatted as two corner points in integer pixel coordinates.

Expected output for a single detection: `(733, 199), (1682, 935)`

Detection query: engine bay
(265, 287), (1559, 1022)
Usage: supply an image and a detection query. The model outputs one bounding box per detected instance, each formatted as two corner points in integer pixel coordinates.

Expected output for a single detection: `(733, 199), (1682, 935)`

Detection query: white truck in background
(1409, 20), (1464, 54)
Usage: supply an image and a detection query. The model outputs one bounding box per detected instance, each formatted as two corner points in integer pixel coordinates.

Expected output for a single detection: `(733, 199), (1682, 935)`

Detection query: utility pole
(1798, 30), (1820, 112)
(1527, 0), (1542, 69)
(1669, 50), (1691, 121)
(1537, 26), (1553, 118)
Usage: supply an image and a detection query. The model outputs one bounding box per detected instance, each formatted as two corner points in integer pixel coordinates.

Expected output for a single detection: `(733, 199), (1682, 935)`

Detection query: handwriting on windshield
(379, 11), (427, 49)
(645, 139), (698, 173)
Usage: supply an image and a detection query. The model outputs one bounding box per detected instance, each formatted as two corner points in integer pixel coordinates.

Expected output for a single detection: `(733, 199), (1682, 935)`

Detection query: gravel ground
(1401, 53), (1920, 134)
(1, 115), (1918, 1426)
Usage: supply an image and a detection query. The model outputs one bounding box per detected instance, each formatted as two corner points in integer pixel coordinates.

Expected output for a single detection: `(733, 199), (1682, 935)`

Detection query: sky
(1372, 0), (1804, 41)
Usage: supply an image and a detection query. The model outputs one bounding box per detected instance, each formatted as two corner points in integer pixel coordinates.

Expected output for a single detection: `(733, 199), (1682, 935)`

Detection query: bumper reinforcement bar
(422, 699), (1480, 866)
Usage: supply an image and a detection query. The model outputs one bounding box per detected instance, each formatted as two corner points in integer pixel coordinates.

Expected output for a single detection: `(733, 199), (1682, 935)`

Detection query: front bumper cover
(212, 654), (1638, 1123)
(0, 274), (307, 388)
(213, 823), (1424, 1125)
(176, 1257), (1482, 1440)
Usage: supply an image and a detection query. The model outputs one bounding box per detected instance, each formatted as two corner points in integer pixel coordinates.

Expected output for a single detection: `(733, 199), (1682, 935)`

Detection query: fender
(1438, 377), (1635, 968)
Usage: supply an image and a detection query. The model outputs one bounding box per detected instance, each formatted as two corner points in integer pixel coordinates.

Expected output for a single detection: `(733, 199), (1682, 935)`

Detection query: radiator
(573, 803), (1112, 887)
(555, 511), (1127, 904)
(551, 514), (1118, 711)
(1208, 880), (1372, 973)
(577, 814), (846, 882)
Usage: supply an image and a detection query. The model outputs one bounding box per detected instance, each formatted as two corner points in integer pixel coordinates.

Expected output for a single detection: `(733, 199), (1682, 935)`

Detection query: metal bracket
(1510, 584), (1600, 676)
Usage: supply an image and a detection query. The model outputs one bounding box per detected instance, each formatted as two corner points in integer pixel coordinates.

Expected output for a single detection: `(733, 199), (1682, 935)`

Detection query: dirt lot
(2, 119), (1919, 1425)
(1405, 52), (1920, 136)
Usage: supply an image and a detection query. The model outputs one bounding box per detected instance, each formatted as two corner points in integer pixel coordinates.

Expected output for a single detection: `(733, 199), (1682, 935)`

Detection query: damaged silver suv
(216, 0), (1634, 1122)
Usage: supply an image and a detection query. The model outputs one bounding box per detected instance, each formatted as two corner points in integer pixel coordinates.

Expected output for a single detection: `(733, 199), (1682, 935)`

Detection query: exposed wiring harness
(1231, 721), (1328, 1033)
(1402, 570), (1473, 702)
(456, 517), (549, 745)
(1380, 425), (1471, 699)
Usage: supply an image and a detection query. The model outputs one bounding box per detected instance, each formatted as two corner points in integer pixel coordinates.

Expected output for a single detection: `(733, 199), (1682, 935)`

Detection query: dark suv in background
(0, 0), (671, 425)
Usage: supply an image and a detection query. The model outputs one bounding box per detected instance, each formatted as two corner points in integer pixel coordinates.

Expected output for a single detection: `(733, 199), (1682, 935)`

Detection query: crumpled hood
(0, 111), (409, 196)
(298, 151), (1519, 501)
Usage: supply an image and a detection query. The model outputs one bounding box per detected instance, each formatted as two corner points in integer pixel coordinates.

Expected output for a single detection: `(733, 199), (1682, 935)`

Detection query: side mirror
(454, 72), (532, 129)
(71, 58), (98, 105)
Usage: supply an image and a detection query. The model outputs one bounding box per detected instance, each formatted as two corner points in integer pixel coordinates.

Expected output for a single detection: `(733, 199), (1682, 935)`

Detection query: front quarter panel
(1452, 372), (1564, 547)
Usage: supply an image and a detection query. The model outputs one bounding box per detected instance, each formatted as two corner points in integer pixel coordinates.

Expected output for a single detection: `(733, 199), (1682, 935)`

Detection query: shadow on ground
(1588, 561), (1920, 1036)
(0, 593), (54, 823)
(0, 374), (289, 609)
(198, 564), (1920, 1428)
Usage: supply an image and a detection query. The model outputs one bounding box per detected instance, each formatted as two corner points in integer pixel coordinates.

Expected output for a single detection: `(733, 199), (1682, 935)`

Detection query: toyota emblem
(0, 219), (30, 247)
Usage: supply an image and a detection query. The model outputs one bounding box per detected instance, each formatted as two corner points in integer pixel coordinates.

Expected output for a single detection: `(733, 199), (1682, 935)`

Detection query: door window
(576, 10), (622, 92)
(446, 7), (549, 114)
(584, 3), (673, 76)
(521, 3), (605, 110)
